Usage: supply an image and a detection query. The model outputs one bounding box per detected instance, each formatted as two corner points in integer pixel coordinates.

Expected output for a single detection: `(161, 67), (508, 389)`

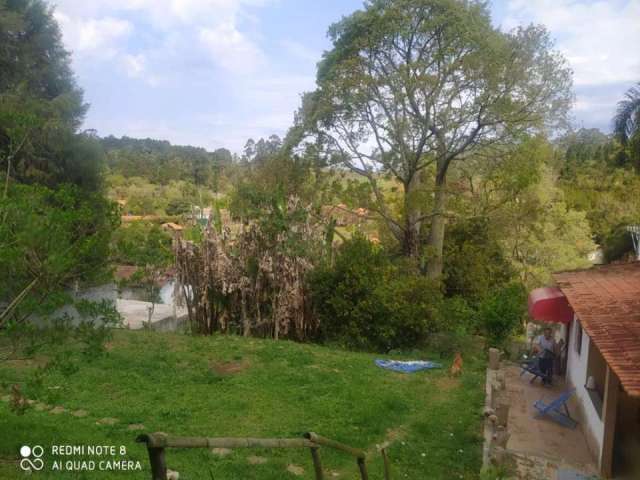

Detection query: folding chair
(533, 389), (578, 429)
(520, 356), (544, 383)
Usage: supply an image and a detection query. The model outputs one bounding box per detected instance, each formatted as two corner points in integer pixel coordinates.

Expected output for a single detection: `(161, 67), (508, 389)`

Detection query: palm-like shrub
(613, 82), (640, 169)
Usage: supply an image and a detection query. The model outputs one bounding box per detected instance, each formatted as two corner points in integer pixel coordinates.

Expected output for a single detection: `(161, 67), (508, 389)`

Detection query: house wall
(566, 316), (605, 461)
(616, 390), (640, 476)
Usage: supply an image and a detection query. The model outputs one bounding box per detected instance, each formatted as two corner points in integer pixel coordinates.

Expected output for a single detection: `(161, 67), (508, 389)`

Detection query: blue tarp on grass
(375, 359), (442, 373)
(556, 469), (599, 480)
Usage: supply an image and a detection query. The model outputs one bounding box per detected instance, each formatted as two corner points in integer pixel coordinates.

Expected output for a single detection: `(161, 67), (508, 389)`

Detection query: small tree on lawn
(113, 224), (173, 324)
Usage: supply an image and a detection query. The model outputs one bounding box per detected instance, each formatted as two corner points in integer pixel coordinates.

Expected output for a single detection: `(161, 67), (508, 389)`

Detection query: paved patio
(502, 364), (598, 479)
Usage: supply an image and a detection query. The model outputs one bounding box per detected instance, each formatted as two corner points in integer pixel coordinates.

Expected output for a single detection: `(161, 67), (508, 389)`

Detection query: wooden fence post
(381, 448), (391, 480)
(357, 457), (369, 480)
(147, 447), (167, 480)
(137, 431), (378, 480)
(309, 447), (324, 480)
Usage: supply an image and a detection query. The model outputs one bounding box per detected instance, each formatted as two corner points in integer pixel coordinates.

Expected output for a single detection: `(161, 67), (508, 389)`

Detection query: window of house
(585, 342), (606, 418)
(575, 321), (583, 355)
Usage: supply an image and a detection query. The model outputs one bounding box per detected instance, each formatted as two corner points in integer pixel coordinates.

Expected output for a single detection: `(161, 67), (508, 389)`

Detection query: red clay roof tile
(554, 262), (640, 398)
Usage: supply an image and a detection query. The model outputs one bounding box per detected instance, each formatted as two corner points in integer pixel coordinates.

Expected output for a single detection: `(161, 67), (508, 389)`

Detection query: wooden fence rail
(136, 431), (391, 480)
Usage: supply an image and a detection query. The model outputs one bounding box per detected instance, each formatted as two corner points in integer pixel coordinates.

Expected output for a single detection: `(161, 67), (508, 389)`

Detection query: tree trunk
(425, 172), (447, 279)
(0, 276), (40, 326)
(402, 222), (420, 257)
(402, 174), (421, 258)
(241, 291), (250, 337)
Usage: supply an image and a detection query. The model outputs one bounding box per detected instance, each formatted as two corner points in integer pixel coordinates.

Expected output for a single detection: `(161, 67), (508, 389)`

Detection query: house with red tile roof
(528, 262), (640, 478)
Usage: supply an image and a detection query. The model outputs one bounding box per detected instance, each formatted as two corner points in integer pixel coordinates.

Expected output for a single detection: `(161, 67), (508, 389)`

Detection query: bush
(377, 271), (444, 350)
(443, 218), (515, 303)
(74, 299), (122, 357)
(477, 283), (526, 348)
(309, 235), (442, 352)
(1, 299), (121, 362)
(602, 224), (635, 262)
(110, 222), (173, 267)
(165, 198), (191, 216)
(429, 296), (477, 357)
(0, 183), (118, 323)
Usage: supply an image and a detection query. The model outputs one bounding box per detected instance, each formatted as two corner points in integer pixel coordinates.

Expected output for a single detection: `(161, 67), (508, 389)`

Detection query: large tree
(0, 0), (99, 191)
(0, 0), (116, 325)
(0, 0), (83, 110)
(293, 0), (572, 278)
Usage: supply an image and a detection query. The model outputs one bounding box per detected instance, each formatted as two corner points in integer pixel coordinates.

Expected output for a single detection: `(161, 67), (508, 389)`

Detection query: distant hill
(101, 135), (234, 186)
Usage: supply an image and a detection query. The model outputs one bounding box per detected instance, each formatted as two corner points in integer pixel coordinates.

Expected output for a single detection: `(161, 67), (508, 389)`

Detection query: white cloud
(503, 0), (640, 87)
(53, 0), (270, 31)
(122, 54), (145, 77)
(162, 0), (270, 26)
(119, 53), (162, 86)
(199, 22), (265, 74)
(53, 12), (132, 56)
(53, 0), (271, 77)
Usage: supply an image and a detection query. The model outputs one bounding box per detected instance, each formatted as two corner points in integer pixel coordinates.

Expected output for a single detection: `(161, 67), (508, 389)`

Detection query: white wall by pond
(119, 280), (181, 306)
(29, 284), (118, 327)
(159, 280), (176, 305)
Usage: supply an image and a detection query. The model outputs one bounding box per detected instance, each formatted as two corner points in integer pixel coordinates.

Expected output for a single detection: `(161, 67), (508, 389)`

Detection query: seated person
(532, 327), (556, 386)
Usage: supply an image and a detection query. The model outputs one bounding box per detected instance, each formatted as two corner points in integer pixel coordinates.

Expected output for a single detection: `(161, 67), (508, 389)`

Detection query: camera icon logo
(20, 445), (44, 471)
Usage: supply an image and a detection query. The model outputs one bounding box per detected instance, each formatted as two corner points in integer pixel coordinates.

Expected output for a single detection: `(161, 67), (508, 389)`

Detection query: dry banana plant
(175, 197), (324, 340)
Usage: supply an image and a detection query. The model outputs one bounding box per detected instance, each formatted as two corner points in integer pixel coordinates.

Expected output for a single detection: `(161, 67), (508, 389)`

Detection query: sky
(51, 0), (640, 153)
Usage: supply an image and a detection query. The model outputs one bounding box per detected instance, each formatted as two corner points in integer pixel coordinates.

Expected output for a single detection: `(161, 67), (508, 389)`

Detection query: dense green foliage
(443, 218), (516, 303)
(310, 235), (442, 351)
(230, 135), (334, 222)
(558, 128), (615, 176)
(476, 283), (527, 349)
(294, 0), (572, 279)
(0, 183), (118, 323)
(0, 0), (117, 327)
(310, 232), (526, 352)
(0, 0), (79, 104)
(111, 223), (173, 310)
(111, 222), (172, 267)
(103, 136), (236, 216)
(558, 128), (640, 261)
(449, 136), (596, 287)
(0, 0), (104, 190)
(102, 136), (231, 188)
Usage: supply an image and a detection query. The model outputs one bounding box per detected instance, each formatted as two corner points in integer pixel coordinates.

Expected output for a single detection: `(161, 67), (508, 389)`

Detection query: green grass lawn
(0, 330), (486, 479)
